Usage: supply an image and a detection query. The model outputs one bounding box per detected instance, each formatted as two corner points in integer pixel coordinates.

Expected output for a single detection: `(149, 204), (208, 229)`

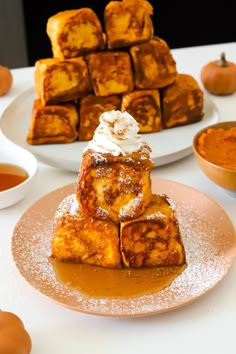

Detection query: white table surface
(0, 42), (236, 354)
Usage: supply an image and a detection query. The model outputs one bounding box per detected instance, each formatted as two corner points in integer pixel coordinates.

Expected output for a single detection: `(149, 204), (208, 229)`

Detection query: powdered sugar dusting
(11, 180), (236, 317)
(168, 204), (234, 299)
(119, 193), (143, 219)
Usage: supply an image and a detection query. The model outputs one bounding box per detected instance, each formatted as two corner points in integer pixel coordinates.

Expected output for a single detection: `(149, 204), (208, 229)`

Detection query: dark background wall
(22, 0), (236, 66)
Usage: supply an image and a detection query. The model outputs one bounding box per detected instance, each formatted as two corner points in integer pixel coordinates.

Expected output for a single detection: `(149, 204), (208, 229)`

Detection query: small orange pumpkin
(0, 310), (32, 354)
(0, 65), (13, 96)
(200, 52), (236, 95)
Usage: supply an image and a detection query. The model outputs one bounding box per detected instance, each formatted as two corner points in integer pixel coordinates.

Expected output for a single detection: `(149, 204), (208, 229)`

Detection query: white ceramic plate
(0, 87), (219, 172)
(11, 177), (236, 317)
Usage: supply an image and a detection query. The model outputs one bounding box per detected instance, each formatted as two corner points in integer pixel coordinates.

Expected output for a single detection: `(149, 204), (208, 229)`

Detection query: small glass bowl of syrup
(0, 145), (37, 209)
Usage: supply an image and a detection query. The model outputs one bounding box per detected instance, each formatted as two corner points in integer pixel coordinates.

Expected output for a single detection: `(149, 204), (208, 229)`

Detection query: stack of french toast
(26, 0), (204, 145)
(51, 110), (186, 269)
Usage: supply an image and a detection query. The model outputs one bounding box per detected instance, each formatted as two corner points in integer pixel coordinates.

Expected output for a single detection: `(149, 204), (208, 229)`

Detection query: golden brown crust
(34, 57), (92, 105)
(85, 51), (134, 96)
(51, 194), (121, 268)
(161, 73), (204, 128)
(76, 144), (154, 222)
(120, 194), (186, 268)
(130, 36), (177, 89)
(78, 94), (121, 141)
(46, 8), (105, 59)
(26, 98), (78, 145)
(104, 0), (153, 49)
(121, 89), (162, 133)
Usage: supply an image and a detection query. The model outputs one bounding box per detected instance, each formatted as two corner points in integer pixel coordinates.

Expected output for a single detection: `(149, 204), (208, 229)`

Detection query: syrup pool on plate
(50, 258), (186, 298)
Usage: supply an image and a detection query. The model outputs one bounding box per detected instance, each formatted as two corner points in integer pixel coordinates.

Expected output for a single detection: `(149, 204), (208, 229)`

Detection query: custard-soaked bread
(76, 144), (153, 222)
(78, 94), (121, 141)
(86, 51), (134, 96)
(161, 73), (204, 128)
(26, 99), (78, 145)
(130, 36), (177, 89)
(51, 194), (121, 268)
(46, 8), (105, 59)
(104, 0), (153, 49)
(121, 89), (162, 133)
(76, 111), (154, 222)
(120, 194), (186, 268)
(34, 57), (92, 105)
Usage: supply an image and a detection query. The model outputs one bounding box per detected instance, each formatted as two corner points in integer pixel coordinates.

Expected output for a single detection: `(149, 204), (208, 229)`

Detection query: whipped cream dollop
(86, 110), (142, 156)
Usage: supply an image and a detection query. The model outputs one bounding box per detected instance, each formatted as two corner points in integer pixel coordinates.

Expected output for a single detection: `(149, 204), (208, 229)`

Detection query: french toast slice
(46, 8), (105, 59)
(85, 51), (134, 96)
(120, 194), (186, 268)
(51, 194), (121, 268)
(76, 143), (154, 223)
(161, 73), (204, 128)
(26, 98), (78, 145)
(129, 36), (177, 89)
(121, 89), (162, 133)
(34, 57), (92, 105)
(104, 0), (153, 49)
(78, 94), (121, 141)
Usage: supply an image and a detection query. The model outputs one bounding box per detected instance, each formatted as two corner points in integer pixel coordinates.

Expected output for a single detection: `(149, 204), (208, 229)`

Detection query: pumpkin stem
(218, 52), (227, 67)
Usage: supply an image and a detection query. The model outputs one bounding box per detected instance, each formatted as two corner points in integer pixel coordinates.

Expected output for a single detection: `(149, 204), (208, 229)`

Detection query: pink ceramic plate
(11, 177), (236, 317)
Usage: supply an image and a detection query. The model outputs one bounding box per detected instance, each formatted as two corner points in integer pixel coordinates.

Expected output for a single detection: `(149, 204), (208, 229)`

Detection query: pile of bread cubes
(26, 0), (204, 145)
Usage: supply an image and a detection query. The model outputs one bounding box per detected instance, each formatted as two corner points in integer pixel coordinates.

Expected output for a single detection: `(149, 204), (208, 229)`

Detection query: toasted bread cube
(121, 89), (162, 133)
(86, 51), (134, 96)
(104, 0), (153, 49)
(120, 194), (187, 268)
(78, 94), (121, 141)
(26, 99), (78, 145)
(51, 194), (121, 268)
(46, 8), (105, 59)
(161, 73), (204, 128)
(34, 57), (92, 105)
(76, 143), (154, 223)
(130, 36), (177, 89)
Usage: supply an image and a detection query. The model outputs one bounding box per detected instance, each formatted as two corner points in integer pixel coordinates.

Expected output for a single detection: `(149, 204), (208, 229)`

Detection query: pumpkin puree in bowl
(197, 127), (236, 171)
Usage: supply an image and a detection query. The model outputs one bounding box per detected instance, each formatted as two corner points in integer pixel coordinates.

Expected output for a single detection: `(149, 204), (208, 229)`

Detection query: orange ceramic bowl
(192, 121), (236, 196)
